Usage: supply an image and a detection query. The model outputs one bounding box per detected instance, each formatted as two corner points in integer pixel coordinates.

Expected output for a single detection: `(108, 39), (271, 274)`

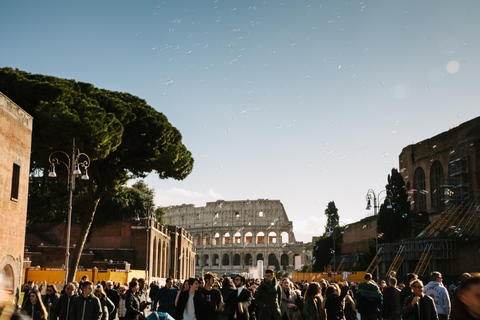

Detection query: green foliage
(324, 201), (339, 233)
(377, 168), (411, 242)
(312, 233), (334, 272)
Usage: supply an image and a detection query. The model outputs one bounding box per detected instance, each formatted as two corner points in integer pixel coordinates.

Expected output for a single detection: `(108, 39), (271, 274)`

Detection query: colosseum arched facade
(164, 199), (310, 277)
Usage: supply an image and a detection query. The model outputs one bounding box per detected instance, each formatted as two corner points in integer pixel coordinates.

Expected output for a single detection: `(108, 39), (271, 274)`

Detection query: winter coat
(401, 294), (438, 320)
(255, 278), (282, 320)
(53, 293), (78, 320)
(99, 298), (115, 320)
(125, 291), (143, 320)
(69, 294), (102, 320)
(355, 282), (382, 317)
(302, 296), (325, 320)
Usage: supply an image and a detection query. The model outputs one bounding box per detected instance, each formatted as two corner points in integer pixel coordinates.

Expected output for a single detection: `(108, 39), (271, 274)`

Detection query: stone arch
(244, 232), (253, 244)
(223, 232), (231, 245)
(203, 254), (209, 266)
(222, 254), (230, 266)
(233, 254), (241, 266)
(234, 232), (242, 244)
(203, 234), (210, 246)
(256, 232), (265, 244)
(413, 167), (426, 211)
(195, 255), (199, 267)
(268, 232), (277, 244)
(257, 253), (264, 262)
(195, 234), (201, 246)
(0, 263), (14, 291)
(245, 253), (253, 266)
(212, 254), (220, 266)
(213, 233), (220, 246)
(430, 160), (444, 209)
(281, 253), (289, 267)
(268, 253), (277, 266)
(152, 238), (157, 277)
(281, 232), (289, 243)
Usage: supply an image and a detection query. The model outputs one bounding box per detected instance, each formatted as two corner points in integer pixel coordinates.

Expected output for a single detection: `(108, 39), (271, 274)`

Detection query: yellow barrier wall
(24, 268), (146, 285)
(291, 271), (367, 284)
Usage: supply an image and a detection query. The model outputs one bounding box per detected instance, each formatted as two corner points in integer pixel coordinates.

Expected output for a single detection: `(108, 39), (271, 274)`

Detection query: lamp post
(365, 189), (392, 283)
(48, 138), (90, 285)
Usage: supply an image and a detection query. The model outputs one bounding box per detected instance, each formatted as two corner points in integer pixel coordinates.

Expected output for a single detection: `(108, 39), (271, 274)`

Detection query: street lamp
(48, 138), (90, 285)
(365, 189), (392, 283)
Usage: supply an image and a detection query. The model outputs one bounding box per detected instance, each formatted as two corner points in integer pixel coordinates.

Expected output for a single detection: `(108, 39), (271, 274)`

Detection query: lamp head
(48, 171), (57, 178)
(366, 199), (372, 210)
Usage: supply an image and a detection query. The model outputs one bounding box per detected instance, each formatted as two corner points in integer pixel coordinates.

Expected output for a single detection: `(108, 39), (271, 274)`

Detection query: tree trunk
(67, 181), (104, 282)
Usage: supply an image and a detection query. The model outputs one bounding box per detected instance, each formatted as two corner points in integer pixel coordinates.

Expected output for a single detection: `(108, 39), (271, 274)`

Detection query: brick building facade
(25, 219), (195, 282)
(0, 92), (32, 293)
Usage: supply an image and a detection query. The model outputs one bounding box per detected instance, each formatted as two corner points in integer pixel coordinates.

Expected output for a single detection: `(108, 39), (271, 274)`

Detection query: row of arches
(196, 252), (298, 267)
(412, 160), (445, 211)
(194, 231), (290, 246)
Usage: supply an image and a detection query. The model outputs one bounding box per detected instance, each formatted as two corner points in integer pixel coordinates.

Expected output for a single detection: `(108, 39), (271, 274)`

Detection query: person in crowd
(451, 272), (480, 320)
(319, 280), (327, 298)
(280, 279), (301, 320)
(255, 269), (282, 320)
(117, 285), (127, 320)
(355, 273), (382, 320)
(382, 277), (401, 320)
(424, 271), (450, 320)
(22, 290), (48, 320)
(53, 282), (77, 320)
(380, 280), (387, 292)
(125, 281), (143, 320)
(401, 279), (438, 320)
(302, 282), (325, 320)
(136, 279), (149, 316)
(400, 273), (417, 309)
(42, 285), (59, 320)
(69, 281), (102, 320)
(105, 281), (120, 320)
(174, 277), (202, 320)
(198, 278), (205, 290)
(343, 288), (356, 320)
(226, 275), (252, 320)
(219, 278), (236, 320)
(152, 278), (178, 317)
(198, 273), (224, 320)
(324, 281), (349, 320)
(149, 281), (160, 304)
(94, 288), (115, 320)
(176, 280), (190, 307)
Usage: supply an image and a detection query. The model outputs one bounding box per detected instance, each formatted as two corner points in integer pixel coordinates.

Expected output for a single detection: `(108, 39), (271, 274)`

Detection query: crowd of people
(14, 270), (480, 320)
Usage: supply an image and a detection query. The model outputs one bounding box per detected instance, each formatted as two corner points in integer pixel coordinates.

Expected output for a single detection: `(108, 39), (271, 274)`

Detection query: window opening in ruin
(222, 254), (230, 265)
(430, 160), (444, 209)
(224, 232), (230, 244)
(257, 253), (264, 261)
(413, 167), (426, 211)
(195, 255), (199, 266)
(214, 212), (219, 219)
(214, 233), (220, 245)
(245, 253), (253, 266)
(256, 232), (265, 244)
(234, 232), (241, 244)
(281, 254), (289, 268)
(213, 254), (219, 266)
(268, 232), (277, 244)
(204, 254), (209, 266)
(281, 232), (289, 243)
(11, 163), (20, 201)
(195, 234), (201, 246)
(259, 211), (264, 217)
(203, 234), (210, 246)
(196, 213), (200, 220)
(245, 232), (253, 244)
(268, 253), (277, 266)
(235, 212), (240, 218)
(233, 254), (241, 265)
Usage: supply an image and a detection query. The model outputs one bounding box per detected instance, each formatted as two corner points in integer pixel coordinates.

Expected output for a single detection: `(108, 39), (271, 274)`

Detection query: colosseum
(163, 199), (311, 277)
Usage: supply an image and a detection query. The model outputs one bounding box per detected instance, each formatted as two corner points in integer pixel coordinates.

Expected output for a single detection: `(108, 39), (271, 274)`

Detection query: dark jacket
(255, 278), (282, 320)
(198, 288), (223, 320)
(220, 283), (236, 318)
(43, 294), (60, 320)
(401, 294), (438, 320)
(69, 294), (102, 320)
(152, 287), (178, 315)
(125, 291), (143, 320)
(355, 282), (382, 317)
(302, 296), (325, 320)
(105, 289), (120, 319)
(53, 293), (78, 320)
(325, 286), (348, 320)
(22, 303), (47, 320)
(226, 288), (252, 320)
(382, 286), (401, 318)
(99, 298), (115, 320)
(174, 291), (203, 320)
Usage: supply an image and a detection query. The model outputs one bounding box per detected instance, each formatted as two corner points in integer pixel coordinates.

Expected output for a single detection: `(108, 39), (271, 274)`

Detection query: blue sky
(2, 1), (479, 242)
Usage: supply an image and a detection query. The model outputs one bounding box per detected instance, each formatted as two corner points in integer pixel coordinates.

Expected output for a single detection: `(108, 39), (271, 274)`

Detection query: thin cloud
(155, 187), (224, 207)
